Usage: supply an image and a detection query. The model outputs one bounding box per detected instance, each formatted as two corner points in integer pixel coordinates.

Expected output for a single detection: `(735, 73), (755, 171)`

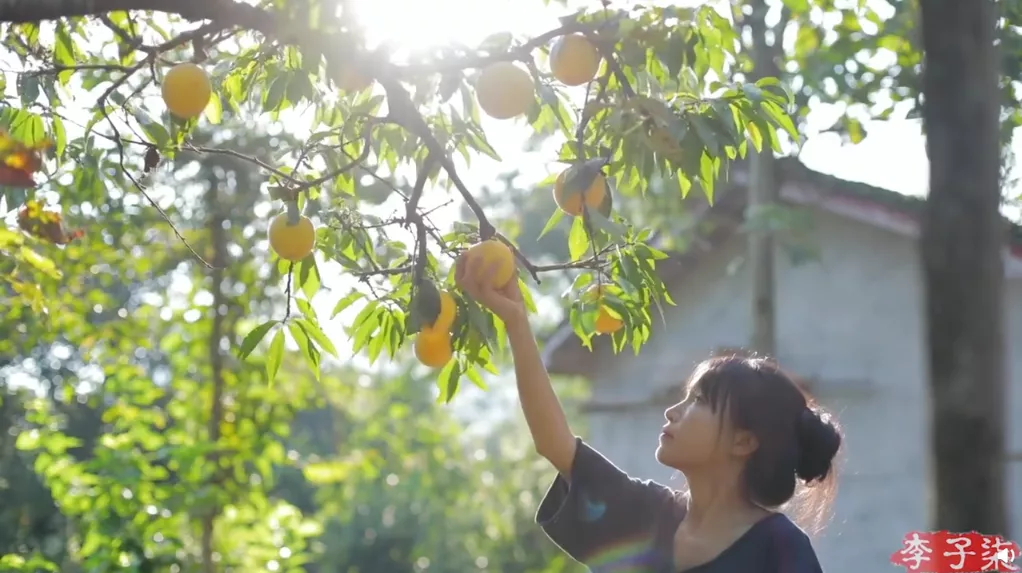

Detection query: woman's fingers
(456, 253), (518, 312)
(454, 253), (470, 292)
(483, 261), (502, 286)
(459, 253), (484, 298)
(454, 252), (465, 282)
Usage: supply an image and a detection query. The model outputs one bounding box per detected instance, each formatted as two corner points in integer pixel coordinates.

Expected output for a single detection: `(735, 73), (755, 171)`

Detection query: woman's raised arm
(454, 251), (576, 474)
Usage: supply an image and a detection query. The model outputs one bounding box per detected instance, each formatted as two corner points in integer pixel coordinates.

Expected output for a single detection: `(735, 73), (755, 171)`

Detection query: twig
(292, 116), (386, 191)
(19, 63), (134, 76)
(406, 154), (436, 219)
(283, 261), (295, 322)
(98, 13), (144, 51)
(588, 35), (636, 98)
(353, 265), (413, 278)
(374, 74), (547, 282)
(95, 52), (218, 269)
(394, 21), (591, 77)
(406, 156), (434, 303)
(184, 144), (306, 184)
(3, 0), (645, 287)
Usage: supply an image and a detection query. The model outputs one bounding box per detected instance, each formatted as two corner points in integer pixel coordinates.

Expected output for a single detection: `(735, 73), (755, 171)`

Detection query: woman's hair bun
(795, 408), (841, 484)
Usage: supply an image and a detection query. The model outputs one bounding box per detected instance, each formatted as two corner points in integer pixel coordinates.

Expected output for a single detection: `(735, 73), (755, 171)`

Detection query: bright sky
(5, 0), (1022, 403)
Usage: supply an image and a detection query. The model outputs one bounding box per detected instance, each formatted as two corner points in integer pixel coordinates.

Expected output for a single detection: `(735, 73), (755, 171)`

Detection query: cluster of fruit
(412, 238), (623, 369)
(474, 33), (601, 120)
(156, 33), (622, 373)
(158, 30), (607, 265)
(160, 62), (318, 263)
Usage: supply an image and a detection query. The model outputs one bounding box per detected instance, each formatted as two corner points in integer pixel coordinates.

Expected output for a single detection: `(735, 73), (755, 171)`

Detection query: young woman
(455, 254), (842, 573)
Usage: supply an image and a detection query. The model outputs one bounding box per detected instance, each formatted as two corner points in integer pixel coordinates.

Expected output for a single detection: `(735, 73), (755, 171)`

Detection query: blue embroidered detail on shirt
(579, 491), (607, 522)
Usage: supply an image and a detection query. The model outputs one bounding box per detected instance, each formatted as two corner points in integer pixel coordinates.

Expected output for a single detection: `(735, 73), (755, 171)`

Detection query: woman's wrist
(503, 312), (531, 339)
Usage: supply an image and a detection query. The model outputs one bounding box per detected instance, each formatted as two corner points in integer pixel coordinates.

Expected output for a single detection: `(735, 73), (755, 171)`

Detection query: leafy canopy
(1, 0), (798, 401)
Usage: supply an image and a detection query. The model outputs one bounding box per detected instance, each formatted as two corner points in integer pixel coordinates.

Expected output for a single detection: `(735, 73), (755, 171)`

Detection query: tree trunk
(920, 0), (1008, 536)
(745, 0), (781, 357)
(201, 179), (227, 573)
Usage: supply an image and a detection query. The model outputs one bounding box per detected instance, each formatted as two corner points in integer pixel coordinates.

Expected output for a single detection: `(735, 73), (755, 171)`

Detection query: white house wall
(579, 210), (1022, 573)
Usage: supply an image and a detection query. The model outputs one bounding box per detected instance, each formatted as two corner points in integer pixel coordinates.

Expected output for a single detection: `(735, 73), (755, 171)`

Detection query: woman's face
(655, 384), (737, 471)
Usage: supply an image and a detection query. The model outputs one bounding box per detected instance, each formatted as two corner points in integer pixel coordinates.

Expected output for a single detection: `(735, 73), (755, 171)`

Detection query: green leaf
(781, 0), (810, 12)
(289, 321), (321, 379)
(295, 318), (337, 357)
(53, 23), (77, 85)
(745, 118), (763, 153)
(465, 365), (487, 390)
(761, 101), (799, 142)
(537, 207), (565, 240)
(303, 461), (352, 484)
(413, 280), (442, 327)
(297, 255), (321, 299)
(437, 73), (461, 103)
(15, 429), (40, 450)
(568, 216), (588, 261)
(10, 111), (46, 146)
(132, 108), (170, 147)
(238, 320), (277, 359)
(50, 116), (67, 157)
(263, 74), (288, 112)
(17, 74), (39, 106)
(437, 360), (462, 403)
(205, 92), (224, 125)
(266, 328), (285, 383)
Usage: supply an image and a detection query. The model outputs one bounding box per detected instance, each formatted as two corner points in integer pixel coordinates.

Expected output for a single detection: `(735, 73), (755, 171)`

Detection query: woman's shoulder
(764, 513), (809, 537)
(757, 513), (824, 572)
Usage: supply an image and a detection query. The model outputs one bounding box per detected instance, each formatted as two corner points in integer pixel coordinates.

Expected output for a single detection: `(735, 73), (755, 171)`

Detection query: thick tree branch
(1, 0), (638, 286)
(394, 21), (591, 77)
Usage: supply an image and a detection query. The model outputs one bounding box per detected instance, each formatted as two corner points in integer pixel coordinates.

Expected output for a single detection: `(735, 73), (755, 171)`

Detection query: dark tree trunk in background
(920, 0), (1008, 535)
(201, 177), (228, 573)
(745, 0), (782, 357)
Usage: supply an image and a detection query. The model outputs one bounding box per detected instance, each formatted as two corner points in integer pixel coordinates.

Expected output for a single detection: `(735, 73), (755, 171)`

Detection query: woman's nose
(664, 404), (679, 422)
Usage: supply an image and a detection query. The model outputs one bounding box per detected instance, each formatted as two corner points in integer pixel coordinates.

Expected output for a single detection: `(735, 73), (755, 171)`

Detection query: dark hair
(688, 353), (842, 533)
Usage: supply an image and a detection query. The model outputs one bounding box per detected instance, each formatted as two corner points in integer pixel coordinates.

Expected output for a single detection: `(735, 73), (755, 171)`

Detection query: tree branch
(394, 21), (590, 77)
(1, 0), (639, 286)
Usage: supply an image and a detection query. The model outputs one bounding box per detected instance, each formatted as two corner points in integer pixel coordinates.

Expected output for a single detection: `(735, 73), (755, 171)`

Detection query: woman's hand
(455, 251), (526, 328)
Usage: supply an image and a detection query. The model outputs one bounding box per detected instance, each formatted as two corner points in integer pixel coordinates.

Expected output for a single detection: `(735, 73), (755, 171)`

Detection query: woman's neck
(682, 467), (763, 529)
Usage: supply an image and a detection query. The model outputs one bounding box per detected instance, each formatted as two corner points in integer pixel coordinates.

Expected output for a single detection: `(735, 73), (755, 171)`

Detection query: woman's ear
(730, 429), (759, 457)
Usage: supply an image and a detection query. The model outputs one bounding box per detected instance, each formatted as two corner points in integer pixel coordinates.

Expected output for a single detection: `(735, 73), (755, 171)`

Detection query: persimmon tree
(1, 0), (798, 399)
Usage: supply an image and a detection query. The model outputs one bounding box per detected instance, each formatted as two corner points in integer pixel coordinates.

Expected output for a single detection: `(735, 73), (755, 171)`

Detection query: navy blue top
(536, 439), (825, 573)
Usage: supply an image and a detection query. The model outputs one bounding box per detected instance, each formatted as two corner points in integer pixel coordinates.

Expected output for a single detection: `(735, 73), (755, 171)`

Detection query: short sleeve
(535, 438), (678, 566)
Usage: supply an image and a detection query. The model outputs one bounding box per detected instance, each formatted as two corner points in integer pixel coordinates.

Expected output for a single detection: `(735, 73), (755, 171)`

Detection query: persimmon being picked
(464, 239), (516, 289)
(268, 212), (316, 262)
(162, 63), (212, 120)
